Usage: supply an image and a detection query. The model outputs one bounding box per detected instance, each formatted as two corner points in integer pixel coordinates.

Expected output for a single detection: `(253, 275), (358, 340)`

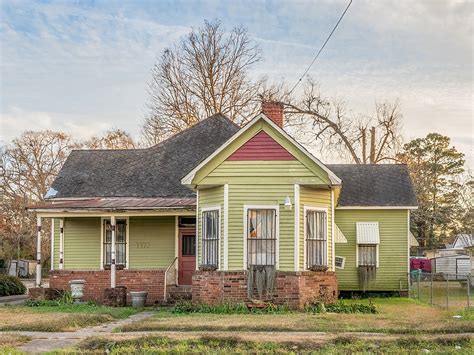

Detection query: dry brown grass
(0, 307), (113, 332)
(118, 298), (474, 334)
(0, 333), (31, 351)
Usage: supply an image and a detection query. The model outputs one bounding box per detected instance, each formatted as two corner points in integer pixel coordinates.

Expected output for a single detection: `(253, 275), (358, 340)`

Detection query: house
(425, 234), (473, 279)
(424, 234), (473, 259)
(29, 102), (417, 308)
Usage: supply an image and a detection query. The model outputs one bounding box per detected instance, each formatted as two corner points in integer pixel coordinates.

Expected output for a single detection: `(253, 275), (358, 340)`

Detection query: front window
(247, 209), (276, 267)
(201, 209), (219, 267)
(103, 219), (127, 268)
(358, 245), (377, 266)
(305, 209), (327, 269)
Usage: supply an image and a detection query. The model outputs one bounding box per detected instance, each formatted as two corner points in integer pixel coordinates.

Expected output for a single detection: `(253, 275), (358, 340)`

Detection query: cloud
(0, 106), (110, 144)
(0, 0), (472, 166)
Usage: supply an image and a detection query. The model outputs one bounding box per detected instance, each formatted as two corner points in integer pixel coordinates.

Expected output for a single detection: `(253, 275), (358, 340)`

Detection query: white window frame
(303, 206), (329, 270)
(100, 217), (129, 270)
(355, 221), (380, 268)
(335, 255), (346, 269)
(200, 206), (221, 269)
(243, 204), (279, 269)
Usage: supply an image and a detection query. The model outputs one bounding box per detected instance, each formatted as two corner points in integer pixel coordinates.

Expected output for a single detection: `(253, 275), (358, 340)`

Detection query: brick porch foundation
(192, 270), (338, 309)
(49, 270), (165, 305)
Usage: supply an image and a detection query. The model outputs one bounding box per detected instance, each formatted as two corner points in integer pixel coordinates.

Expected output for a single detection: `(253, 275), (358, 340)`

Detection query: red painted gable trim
(227, 131), (296, 161)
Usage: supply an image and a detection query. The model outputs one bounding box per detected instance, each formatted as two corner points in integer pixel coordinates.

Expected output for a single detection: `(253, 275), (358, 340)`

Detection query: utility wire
(288, 0), (352, 95)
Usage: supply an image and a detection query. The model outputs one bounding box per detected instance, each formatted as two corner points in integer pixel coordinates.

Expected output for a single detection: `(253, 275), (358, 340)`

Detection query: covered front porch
(30, 198), (198, 305)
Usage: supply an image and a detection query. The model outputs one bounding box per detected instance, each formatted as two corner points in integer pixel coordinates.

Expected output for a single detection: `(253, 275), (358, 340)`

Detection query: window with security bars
(103, 219), (127, 267)
(247, 209), (276, 267)
(358, 245), (377, 266)
(305, 210), (327, 269)
(201, 210), (219, 267)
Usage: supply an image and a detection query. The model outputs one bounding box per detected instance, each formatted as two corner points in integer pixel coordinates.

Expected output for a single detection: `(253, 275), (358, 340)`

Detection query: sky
(1, 0), (472, 166)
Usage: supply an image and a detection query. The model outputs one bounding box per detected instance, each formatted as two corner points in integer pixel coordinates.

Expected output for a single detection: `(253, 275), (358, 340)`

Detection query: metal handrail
(163, 256), (178, 302)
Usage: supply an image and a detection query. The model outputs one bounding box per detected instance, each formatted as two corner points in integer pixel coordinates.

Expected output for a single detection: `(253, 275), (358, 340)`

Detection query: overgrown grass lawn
(62, 335), (474, 354)
(118, 298), (474, 334)
(0, 303), (139, 332)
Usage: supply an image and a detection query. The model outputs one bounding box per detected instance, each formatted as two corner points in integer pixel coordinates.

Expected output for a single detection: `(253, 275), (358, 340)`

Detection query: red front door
(178, 230), (196, 285)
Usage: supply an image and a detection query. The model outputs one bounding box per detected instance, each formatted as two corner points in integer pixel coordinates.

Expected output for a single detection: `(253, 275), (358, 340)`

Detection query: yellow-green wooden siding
(128, 216), (175, 269)
(299, 186), (333, 271)
(53, 218), (60, 270)
(51, 216), (176, 270)
(193, 120), (331, 186)
(197, 186), (224, 268)
(227, 184), (296, 271)
(334, 209), (409, 291)
(201, 161), (323, 185)
(63, 218), (101, 270)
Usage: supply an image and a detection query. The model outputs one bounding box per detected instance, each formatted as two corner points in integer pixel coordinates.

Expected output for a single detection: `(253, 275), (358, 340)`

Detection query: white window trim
(355, 221), (380, 268)
(407, 210), (410, 273)
(303, 206), (329, 270)
(223, 184), (229, 271)
(195, 190), (199, 271)
(50, 218), (55, 271)
(335, 255), (346, 269)
(294, 184), (300, 271)
(331, 190), (335, 271)
(100, 217), (129, 270)
(356, 244), (379, 268)
(200, 205), (221, 270)
(243, 204), (280, 269)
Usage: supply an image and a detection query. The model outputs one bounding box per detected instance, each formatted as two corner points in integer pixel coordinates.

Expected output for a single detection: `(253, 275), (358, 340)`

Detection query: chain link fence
(408, 271), (473, 309)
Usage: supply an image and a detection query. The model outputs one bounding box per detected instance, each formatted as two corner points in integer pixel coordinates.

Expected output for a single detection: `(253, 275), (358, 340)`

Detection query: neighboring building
(425, 234), (473, 279)
(29, 103), (417, 307)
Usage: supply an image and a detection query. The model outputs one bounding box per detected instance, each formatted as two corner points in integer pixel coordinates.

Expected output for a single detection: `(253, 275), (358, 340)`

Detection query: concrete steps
(166, 285), (192, 303)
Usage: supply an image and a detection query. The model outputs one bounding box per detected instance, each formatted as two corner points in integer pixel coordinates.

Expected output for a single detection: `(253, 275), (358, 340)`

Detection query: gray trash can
(130, 291), (148, 307)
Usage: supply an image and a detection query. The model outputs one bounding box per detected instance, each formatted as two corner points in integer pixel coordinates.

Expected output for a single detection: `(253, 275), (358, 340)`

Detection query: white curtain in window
(358, 245), (377, 266)
(248, 209), (276, 266)
(202, 210), (219, 266)
(104, 220), (126, 266)
(306, 210), (327, 268)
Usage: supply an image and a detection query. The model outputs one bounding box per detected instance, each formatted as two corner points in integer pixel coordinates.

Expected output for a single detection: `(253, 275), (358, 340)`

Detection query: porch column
(110, 216), (116, 288)
(35, 216), (42, 287)
(59, 219), (65, 270)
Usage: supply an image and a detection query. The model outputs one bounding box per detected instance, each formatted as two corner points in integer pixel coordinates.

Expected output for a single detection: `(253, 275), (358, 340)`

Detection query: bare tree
(284, 80), (403, 164)
(0, 131), (74, 264)
(143, 20), (263, 145)
(1, 131), (73, 201)
(82, 129), (136, 150)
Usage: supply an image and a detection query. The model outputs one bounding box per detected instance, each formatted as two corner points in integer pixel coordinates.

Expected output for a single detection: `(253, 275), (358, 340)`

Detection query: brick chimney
(262, 101), (284, 128)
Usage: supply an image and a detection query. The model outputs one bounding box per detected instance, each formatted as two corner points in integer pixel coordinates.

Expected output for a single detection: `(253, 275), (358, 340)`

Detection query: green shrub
(172, 300), (289, 314)
(306, 299), (377, 314)
(25, 291), (75, 307)
(0, 275), (26, 296)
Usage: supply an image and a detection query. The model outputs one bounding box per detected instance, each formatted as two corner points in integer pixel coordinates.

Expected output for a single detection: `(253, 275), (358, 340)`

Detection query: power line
(288, 0), (353, 95)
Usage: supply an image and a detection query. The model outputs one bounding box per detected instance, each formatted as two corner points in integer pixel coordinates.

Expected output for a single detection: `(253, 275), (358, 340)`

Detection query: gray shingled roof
(327, 164), (417, 207)
(49, 114), (240, 199)
(48, 114), (416, 208)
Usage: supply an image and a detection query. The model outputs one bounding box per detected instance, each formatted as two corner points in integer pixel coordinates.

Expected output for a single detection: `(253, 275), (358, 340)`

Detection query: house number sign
(135, 242), (150, 249)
